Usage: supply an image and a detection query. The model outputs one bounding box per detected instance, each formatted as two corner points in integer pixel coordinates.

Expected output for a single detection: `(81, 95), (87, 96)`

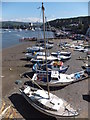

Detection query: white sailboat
(19, 84), (79, 117)
(20, 3), (79, 117)
(31, 28), (35, 31)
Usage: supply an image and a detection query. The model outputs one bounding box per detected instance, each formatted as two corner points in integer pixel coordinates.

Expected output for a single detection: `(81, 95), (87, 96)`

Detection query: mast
(45, 17), (49, 54)
(42, 2), (50, 98)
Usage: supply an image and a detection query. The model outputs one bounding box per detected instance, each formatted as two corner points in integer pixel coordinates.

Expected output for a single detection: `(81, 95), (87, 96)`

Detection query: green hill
(47, 16), (89, 34)
(1, 21), (29, 29)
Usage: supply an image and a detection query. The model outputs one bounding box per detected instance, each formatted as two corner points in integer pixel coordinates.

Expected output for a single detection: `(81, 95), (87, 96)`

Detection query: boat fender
(75, 73), (80, 79)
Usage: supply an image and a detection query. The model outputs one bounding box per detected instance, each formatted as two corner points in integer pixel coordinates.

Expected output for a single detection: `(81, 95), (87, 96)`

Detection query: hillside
(1, 21), (42, 29)
(1, 21), (29, 29)
(47, 16), (90, 34)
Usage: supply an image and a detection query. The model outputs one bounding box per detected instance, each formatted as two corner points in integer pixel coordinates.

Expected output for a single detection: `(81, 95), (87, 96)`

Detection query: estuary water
(1, 29), (54, 49)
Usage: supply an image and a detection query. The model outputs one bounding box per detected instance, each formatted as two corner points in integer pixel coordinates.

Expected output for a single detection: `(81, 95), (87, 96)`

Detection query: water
(2, 29), (54, 49)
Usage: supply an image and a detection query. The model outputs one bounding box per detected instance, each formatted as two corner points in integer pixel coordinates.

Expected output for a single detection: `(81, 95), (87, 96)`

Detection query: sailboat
(19, 3), (79, 117)
(19, 84), (79, 117)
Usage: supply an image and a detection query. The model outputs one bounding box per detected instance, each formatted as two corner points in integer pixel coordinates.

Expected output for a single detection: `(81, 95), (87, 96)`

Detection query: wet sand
(2, 39), (89, 119)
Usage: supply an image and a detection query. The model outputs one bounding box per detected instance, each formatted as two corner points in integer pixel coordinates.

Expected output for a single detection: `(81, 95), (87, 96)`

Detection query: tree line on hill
(1, 21), (42, 30)
(47, 16), (90, 35)
(1, 16), (90, 35)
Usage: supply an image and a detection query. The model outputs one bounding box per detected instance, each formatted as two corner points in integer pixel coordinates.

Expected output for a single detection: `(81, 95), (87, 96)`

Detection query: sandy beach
(2, 39), (89, 119)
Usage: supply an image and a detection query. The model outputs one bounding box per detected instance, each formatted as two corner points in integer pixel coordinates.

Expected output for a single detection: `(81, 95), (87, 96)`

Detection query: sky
(1, 2), (88, 22)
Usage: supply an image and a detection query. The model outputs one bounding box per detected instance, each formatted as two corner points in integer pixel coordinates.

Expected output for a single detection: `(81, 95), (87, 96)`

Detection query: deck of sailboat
(20, 86), (78, 117)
